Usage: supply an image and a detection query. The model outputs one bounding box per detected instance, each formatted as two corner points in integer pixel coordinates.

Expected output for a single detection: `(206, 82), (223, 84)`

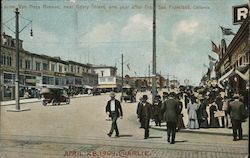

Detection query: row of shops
(0, 34), (98, 101)
(200, 16), (249, 101)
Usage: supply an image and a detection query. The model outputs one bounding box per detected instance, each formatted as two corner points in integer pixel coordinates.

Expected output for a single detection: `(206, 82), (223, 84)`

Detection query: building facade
(0, 34), (98, 100)
(215, 17), (249, 95)
(92, 65), (123, 92)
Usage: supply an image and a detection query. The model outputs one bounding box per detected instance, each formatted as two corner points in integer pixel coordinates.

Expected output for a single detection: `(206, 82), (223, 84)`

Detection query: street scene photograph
(0, 0), (249, 157)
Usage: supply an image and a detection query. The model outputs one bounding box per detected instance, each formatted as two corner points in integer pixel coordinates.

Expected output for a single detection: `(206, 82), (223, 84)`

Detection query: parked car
(41, 87), (70, 106)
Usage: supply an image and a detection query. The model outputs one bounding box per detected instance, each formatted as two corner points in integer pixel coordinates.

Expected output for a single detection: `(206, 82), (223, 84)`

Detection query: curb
(151, 126), (249, 137)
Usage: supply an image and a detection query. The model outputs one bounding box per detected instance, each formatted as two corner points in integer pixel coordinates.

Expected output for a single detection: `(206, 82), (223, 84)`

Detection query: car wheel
(42, 101), (47, 106)
(66, 98), (70, 104)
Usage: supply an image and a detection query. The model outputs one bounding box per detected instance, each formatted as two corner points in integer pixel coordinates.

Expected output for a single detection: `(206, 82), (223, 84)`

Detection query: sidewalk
(0, 93), (99, 106)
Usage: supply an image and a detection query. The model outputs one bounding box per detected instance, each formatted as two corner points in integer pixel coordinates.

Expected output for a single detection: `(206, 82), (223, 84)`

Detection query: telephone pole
(121, 54), (124, 102)
(7, 8), (31, 112)
(152, 0), (157, 102)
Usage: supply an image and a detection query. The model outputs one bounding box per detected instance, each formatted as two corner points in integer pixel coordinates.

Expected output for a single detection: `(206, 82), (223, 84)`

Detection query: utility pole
(121, 54), (124, 102)
(148, 64), (150, 89)
(7, 8), (30, 112)
(152, 0), (157, 102)
(15, 8), (20, 111)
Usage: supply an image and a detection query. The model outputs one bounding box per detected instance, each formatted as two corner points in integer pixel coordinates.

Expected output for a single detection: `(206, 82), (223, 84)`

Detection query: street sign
(232, 4), (249, 25)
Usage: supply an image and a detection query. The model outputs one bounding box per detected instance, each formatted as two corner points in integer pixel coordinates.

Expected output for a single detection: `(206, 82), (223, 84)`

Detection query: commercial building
(0, 34), (98, 100)
(215, 17), (249, 95)
(92, 65), (123, 92)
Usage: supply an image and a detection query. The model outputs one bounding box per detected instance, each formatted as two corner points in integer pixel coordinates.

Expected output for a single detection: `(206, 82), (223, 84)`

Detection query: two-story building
(92, 65), (122, 92)
(0, 34), (98, 100)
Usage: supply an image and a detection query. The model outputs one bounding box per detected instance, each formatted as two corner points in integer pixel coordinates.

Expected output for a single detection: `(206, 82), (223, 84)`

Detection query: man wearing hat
(106, 92), (123, 137)
(228, 94), (246, 141)
(161, 92), (179, 144)
(137, 95), (152, 139)
(137, 97), (144, 128)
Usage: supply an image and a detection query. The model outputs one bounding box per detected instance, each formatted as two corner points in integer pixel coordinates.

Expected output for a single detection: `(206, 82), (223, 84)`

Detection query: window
(19, 59), (23, 68)
(71, 65), (74, 72)
(101, 71), (104, 77)
(36, 62), (41, 71)
(59, 65), (62, 72)
(1, 55), (12, 66)
(77, 67), (80, 73)
(239, 57), (242, 66)
(51, 64), (55, 71)
(42, 76), (54, 85)
(64, 67), (67, 72)
(25, 60), (31, 70)
(43, 63), (48, 70)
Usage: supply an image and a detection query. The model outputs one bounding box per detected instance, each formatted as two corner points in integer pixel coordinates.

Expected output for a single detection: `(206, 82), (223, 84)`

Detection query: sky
(2, 0), (248, 85)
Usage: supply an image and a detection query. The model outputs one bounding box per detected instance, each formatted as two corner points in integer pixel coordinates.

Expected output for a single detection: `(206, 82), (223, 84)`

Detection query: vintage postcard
(0, 0), (249, 157)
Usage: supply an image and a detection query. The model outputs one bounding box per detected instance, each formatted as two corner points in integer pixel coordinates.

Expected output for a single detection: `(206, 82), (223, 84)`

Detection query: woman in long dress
(187, 97), (199, 129)
(209, 102), (220, 128)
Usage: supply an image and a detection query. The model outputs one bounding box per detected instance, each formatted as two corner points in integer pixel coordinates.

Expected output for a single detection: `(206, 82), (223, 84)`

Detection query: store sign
(26, 79), (39, 83)
(233, 4), (249, 25)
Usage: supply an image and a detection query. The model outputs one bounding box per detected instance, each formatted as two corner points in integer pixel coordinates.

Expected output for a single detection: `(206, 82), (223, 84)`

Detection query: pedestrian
(187, 96), (199, 129)
(176, 93), (185, 131)
(106, 92), (123, 137)
(138, 95), (152, 139)
(152, 95), (162, 126)
(216, 96), (225, 127)
(228, 94), (246, 141)
(199, 97), (209, 128)
(161, 92), (179, 144)
(209, 102), (220, 128)
(137, 97), (144, 128)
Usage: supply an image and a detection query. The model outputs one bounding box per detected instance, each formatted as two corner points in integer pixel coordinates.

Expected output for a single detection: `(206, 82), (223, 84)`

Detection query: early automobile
(40, 87), (70, 106)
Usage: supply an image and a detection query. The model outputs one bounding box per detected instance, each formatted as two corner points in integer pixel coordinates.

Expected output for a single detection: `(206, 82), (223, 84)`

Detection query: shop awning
(218, 68), (234, 89)
(236, 69), (249, 81)
(97, 84), (117, 89)
(83, 85), (93, 89)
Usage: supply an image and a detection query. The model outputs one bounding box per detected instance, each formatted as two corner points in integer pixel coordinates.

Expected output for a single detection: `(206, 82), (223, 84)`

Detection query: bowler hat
(142, 95), (148, 100)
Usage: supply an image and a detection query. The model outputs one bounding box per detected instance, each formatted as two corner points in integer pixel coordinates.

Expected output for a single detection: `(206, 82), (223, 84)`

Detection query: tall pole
(121, 54), (124, 102)
(148, 64), (150, 89)
(15, 8), (20, 110)
(152, 0), (157, 102)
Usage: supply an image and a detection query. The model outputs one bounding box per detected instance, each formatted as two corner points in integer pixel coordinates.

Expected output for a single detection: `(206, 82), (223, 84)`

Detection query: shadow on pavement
(118, 135), (133, 137)
(148, 136), (162, 139)
(174, 140), (188, 143)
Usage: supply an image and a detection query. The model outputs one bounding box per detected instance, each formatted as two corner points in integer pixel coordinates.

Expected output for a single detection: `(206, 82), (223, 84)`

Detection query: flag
(127, 63), (130, 71)
(220, 26), (235, 35)
(208, 55), (217, 62)
(211, 41), (220, 54)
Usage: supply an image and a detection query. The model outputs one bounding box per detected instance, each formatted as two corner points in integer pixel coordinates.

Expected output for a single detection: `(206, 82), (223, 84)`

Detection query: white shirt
(111, 100), (115, 111)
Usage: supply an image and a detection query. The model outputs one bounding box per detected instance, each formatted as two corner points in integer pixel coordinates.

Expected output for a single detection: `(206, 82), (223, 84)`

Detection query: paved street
(0, 92), (248, 158)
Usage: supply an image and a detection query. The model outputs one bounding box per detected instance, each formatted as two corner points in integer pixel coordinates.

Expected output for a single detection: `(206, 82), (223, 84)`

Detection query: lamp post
(152, 0), (157, 103)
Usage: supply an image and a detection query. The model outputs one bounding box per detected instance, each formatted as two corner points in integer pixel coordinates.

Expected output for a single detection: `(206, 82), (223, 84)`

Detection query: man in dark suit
(228, 94), (245, 141)
(106, 92), (123, 137)
(137, 97), (144, 128)
(162, 92), (179, 144)
(138, 95), (152, 139)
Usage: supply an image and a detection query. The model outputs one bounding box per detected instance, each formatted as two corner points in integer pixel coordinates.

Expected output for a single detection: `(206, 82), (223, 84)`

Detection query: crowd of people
(105, 87), (248, 144)
(135, 88), (249, 143)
